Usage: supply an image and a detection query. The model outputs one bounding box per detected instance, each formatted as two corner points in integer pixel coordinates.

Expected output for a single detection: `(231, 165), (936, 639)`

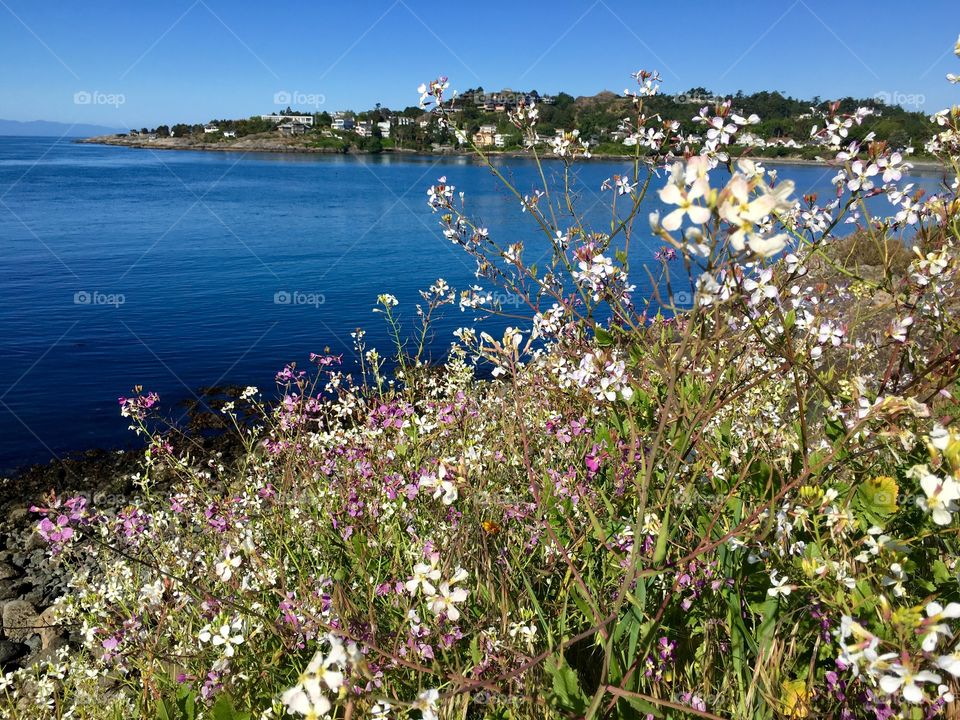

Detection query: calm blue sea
(0, 137), (949, 472)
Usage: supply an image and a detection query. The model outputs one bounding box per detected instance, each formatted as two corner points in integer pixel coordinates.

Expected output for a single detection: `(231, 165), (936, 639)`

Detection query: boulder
(0, 639), (27, 669)
(39, 606), (65, 650)
(2, 600), (39, 642)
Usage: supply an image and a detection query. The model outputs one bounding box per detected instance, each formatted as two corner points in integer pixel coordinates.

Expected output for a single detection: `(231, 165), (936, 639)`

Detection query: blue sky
(1, 0), (958, 128)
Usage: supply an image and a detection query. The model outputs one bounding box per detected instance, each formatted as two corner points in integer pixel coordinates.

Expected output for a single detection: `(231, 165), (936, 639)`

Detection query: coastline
(76, 134), (950, 171)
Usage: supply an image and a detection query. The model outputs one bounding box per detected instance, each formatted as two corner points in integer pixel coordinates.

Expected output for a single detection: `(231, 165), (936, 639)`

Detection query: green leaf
(595, 327), (615, 347)
(211, 696), (250, 720)
(653, 506), (670, 564)
(933, 559), (951, 584)
(620, 695), (664, 719)
(545, 653), (589, 715)
(176, 689), (197, 720)
(155, 700), (174, 720)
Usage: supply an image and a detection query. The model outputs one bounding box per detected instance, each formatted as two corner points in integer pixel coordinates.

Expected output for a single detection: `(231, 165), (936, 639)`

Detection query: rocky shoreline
(0, 389), (253, 674)
(75, 134), (950, 170)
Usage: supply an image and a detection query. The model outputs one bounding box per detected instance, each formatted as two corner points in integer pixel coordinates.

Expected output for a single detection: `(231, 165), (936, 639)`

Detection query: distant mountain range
(0, 119), (124, 137)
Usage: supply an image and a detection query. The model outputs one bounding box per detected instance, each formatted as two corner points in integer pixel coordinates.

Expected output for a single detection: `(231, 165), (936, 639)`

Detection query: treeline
(133, 87), (933, 155)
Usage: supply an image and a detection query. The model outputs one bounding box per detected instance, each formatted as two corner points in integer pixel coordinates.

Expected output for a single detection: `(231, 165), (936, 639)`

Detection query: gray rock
(39, 607), (64, 650)
(2, 600), (39, 642)
(24, 532), (46, 552)
(0, 579), (30, 602)
(0, 562), (19, 581)
(0, 639), (27, 669)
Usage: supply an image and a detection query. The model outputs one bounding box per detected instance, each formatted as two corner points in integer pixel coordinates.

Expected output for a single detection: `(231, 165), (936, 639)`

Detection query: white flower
(658, 158), (712, 231)
(887, 316), (913, 343)
(922, 601), (960, 652)
(406, 558), (441, 596)
(428, 572), (470, 621)
(281, 634), (357, 717)
(936, 645), (960, 677)
(412, 689), (440, 720)
(918, 472), (960, 525)
(282, 677), (331, 718)
(717, 173), (795, 252)
(215, 547), (242, 582)
(200, 621), (244, 657)
(878, 663), (941, 704)
(370, 701), (392, 718)
(748, 233), (789, 258)
(140, 578), (164, 606)
(767, 571), (791, 597)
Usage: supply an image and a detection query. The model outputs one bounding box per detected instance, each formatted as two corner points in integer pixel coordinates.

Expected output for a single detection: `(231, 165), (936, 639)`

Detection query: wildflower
(767, 571), (792, 597)
(657, 159), (712, 231)
(936, 645), (960, 677)
(922, 601), (960, 651)
(215, 547), (242, 582)
(748, 232), (789, 259)
(281, 678), (331, 719)
(917, 470), (960, 525)
(614, 175), (635, 195)
(881, 563), (906, 597)
(280, 635), (356, 717)
(877, 663), (941, 704)
(412, 689), (440, 720)
(717, 173), (795, 254)
(428, 569), (469, 620)
(199, 621), (244, 658)
(140, 578), (165, 606)
(406, 558), (441, 596)
(417, 77), (449, 110)
(370, 701), (392, 718)
(37, 515), (74, 545)
(420, 466), (458, 505)
(887, 316), (913, 343)
(847, 160), (879, 192)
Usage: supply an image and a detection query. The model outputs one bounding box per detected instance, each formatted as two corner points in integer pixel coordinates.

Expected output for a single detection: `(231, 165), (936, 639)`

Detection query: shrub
(6, 54), (960, 720)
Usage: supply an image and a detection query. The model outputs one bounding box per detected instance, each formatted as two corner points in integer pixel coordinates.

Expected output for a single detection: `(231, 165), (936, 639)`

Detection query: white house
(203, 124), (220, 134)
(494, 133), (507, 148)
(376, 120), (392, 138)
(355, 120), (374, 138)
(260, 114), (314, 127)
(223, 130), (237, 138)
(332, 113), (355, 131)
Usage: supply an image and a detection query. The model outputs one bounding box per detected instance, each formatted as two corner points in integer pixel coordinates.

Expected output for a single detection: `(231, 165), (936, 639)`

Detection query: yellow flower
(780, 679), (810, 718)
(797, 485), (824, 505)
(860, 475), (899, 514)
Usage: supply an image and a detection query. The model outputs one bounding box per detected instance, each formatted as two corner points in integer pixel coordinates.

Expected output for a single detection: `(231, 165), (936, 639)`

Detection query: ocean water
(0, 137), (949, 472)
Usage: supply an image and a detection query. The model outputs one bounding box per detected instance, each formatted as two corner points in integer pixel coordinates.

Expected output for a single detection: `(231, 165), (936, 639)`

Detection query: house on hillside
(473, 124), (497, 147)
(223, 130), (237, 138)
(278, 122), (308, 136)
(260, 114), (314, 127)
(203, 124), (220, 134)
(355, 121), (374, 138)
(332, 113), (355, 131)
(376, 120), (392, 138)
